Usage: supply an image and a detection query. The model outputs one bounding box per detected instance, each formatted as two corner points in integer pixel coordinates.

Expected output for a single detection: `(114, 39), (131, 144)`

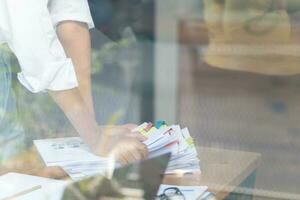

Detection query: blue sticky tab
(155, 120), (166, 129)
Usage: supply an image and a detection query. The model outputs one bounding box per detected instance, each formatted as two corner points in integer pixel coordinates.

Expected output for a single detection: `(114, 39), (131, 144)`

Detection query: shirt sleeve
(3, 0), (78, 93)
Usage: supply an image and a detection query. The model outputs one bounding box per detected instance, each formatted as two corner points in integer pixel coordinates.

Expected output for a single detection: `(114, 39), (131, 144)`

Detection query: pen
(2, 185), (42, 200)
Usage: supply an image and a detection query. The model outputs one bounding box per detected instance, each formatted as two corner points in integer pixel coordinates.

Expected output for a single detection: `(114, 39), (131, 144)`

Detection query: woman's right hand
(92, 125), (149, 165)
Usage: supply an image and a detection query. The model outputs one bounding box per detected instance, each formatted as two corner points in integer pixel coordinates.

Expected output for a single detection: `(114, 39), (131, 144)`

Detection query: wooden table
(1, 147), (261, 200)
(163, 147), (261, 200)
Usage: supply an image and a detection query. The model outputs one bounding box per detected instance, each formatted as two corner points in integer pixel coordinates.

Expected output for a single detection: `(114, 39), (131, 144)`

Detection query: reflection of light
(84, 156), (116, 192)
(169, 170), (187, 177)
(106, 155), (116, 179)
(167, 170), (202, 177)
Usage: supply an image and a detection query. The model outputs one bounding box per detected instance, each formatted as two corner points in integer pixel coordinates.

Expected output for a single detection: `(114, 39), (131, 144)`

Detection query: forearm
(56, 21), (95, 116)
(48, 88), (99, 149)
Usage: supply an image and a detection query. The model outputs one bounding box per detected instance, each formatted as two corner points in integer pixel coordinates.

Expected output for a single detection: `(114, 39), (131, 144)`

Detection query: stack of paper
(34, 137), (114, 180)
(133, 122), (201, 174)
(34, 122), (200, 180)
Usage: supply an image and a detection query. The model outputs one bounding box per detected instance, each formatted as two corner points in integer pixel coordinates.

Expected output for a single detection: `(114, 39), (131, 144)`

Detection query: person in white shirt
(0, 0), (148, 166)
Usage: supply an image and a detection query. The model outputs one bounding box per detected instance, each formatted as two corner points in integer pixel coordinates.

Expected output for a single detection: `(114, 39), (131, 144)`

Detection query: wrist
(87, 126), (111, 156)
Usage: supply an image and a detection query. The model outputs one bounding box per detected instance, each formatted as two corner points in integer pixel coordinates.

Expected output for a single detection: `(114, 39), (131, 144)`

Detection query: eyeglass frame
(157, 187), (186, 200)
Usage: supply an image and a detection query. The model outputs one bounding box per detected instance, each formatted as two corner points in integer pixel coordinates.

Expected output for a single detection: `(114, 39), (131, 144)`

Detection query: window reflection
(179, 0), (300, 197)
(1, 0), (300, 199)
(203, 0), (300, 75)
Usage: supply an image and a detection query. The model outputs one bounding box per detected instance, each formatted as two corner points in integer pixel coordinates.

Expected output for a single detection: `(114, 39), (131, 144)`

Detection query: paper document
(34, 137), (114, 180)
(34, 137), (107, 166)
(133, 122), (201, 174)
(35, 122), (201, 180)
(0, 173), (66, 200)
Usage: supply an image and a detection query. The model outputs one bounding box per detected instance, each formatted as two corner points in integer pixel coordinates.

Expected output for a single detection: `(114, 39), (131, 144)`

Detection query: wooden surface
(163, 147), (261, 199)
(0, 148), (67, 179)
(1, 147), (261, 199)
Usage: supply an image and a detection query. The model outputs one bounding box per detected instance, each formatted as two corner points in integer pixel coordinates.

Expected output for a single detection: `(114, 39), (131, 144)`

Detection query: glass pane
(1, 0), (299, 199)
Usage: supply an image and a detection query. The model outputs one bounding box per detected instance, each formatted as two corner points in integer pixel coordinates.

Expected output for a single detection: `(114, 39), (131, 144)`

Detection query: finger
(117, 142), (137, 164)
(130, 132), (147, 141)
(117, 155), (128, 166)
(130, 150), (142, 161)
(120, 150), (136, 165)
(113, 150), (129, 166)
(123, 124), (138, 130)
(135, 143), (149, 159)
(116, 147), (146, 165)
(121, 142), (144, 164)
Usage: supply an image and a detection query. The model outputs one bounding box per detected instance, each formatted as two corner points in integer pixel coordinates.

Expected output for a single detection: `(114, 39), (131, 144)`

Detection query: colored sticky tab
(140, 130), (147, 136)
(145, 127), (158, 136)
(144, 122), (154, 132)
(186, 137), (195, 148)
(132, 122), (148, 133)
(155, 120), (166, 129)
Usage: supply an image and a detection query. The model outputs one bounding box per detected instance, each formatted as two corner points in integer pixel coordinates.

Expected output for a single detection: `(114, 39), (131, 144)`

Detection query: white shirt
(0, 0), (93, 93)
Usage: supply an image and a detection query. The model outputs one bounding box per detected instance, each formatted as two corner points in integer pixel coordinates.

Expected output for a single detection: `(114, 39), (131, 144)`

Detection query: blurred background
(9, 0), (300, 199)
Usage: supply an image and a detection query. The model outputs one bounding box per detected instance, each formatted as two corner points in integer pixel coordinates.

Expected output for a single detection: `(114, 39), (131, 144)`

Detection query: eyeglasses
(156, 187), (186, 200)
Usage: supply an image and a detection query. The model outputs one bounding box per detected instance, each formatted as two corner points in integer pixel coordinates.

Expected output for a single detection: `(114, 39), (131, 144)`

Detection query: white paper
(136, 123), (201, 174)
(34, 137), (115, 180)
(34, 137), (107, 166)
(0, 173), (66, 200)
(34, 123), (201, 180)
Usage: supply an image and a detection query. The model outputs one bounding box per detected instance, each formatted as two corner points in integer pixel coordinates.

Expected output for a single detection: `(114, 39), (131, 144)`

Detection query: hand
(92, 125), (149, 165)
(98, 124), (147, 142)
(106, 136), (149, 166)
(1, 148), (67, 179)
